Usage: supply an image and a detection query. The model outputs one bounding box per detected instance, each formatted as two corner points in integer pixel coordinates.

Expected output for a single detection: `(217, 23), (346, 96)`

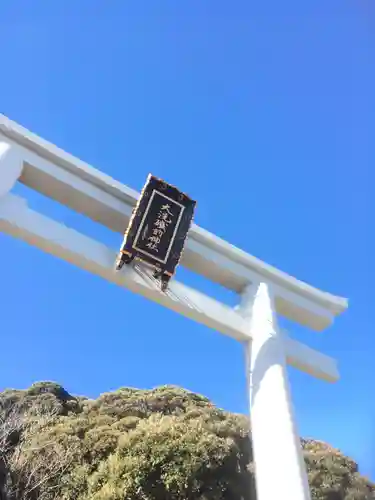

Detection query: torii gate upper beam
(0, 114), (347, 333)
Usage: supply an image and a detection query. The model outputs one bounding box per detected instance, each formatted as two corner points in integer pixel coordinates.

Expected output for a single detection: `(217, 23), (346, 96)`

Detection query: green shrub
(0, 384), (373, 500)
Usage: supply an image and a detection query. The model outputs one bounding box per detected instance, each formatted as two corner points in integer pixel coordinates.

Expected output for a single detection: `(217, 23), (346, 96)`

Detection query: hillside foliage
(0, 382), (373, 500)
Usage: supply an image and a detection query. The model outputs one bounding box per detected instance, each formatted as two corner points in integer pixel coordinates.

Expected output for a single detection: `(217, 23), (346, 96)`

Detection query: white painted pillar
(0, 141), (23, 199)
(241, 282), (311, 500)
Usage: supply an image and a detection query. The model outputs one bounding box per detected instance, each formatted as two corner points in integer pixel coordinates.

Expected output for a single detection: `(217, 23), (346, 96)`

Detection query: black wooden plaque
(118, 175), (196, 277)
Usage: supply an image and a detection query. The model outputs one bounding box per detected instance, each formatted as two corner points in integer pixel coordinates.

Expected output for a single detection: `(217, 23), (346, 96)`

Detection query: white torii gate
(0, 114), (348, 500)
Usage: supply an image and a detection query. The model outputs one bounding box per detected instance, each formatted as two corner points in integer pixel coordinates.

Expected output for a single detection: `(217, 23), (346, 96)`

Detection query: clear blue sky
(0, 0), (374, 480)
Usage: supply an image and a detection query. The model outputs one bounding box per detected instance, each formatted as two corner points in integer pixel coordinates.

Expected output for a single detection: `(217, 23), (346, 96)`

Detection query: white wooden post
(241, 283), (311, 500)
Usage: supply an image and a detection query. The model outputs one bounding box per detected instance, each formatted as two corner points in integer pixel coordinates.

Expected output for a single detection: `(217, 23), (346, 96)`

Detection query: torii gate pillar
(241, 283), (311, 500)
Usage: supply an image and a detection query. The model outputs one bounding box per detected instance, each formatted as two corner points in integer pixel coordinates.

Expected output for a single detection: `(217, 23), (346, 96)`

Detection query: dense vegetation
(0, 382), (373, 500)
